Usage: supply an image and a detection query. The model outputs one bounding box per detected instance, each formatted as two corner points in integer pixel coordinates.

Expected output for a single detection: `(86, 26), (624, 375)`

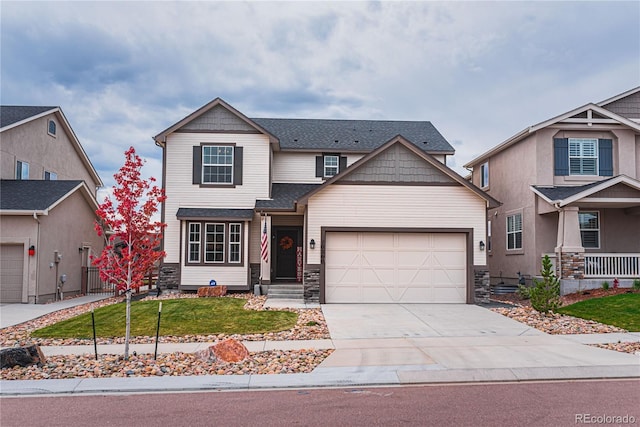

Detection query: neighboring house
(464, 87), (640, 294)
(153, 98), (499, 304)
(0, 106), (103, 303)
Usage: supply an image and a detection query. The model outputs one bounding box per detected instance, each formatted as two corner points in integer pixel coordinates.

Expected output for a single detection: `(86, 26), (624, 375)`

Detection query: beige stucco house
(464, 87), (640, 293)
(154, 98), (499, 304)
(0, 106), (103, 303)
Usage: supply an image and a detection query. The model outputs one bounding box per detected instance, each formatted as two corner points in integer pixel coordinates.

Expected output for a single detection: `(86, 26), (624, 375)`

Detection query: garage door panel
(325, 232), (467, 304)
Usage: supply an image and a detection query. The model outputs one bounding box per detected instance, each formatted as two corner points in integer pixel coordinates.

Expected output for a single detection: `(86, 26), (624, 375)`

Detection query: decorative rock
(197, 286), (228, 297)
(0, 345), (46, 369)
(212, 339), (250, 362)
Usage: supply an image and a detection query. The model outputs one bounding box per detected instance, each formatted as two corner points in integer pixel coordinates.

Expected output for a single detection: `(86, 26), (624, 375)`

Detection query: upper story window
(554, 138), (613, 177)
(506, 213), (522, 250)
(480, 162), (489, 188)
(569, 138), (598, 175)
(324, 155), (339, 177)
(193, 145), (243, 186)
(578, 211), (599, 249)
(44, 171), (57, 180)
(48, 120), (57, 137)
(16, 160), (29, 180)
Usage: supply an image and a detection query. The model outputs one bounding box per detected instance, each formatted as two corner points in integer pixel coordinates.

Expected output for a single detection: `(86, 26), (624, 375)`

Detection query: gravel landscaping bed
(0, 293), (332, 380)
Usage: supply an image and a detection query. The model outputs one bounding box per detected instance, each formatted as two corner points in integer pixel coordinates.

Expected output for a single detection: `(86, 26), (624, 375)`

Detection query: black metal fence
(82, 267), (116, 295)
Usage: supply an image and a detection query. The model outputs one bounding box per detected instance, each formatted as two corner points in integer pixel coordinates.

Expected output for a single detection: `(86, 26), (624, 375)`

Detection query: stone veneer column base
(157, 263), (180, 290)
(303, 266), (320, 303)
(474, 268), (490, 304)
(249, 264), (260, 286)
(560, 252), (585, 280)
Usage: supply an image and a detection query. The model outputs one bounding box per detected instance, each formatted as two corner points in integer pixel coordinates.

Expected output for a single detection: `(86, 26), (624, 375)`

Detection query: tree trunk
(124, 289), (131, 359)
(0, 345), (47, 369)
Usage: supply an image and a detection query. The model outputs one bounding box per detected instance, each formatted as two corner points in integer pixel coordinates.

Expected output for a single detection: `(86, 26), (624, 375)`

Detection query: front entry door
(274, 227), (302, 281)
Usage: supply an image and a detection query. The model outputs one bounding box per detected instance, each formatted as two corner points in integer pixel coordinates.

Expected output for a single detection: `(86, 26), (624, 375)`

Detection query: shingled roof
(252, 118), (454, 153)
(0, 180), (84, 211)
(0, 106), (57, 129)
(255, 183), (321, 210)
(531, 178), (616, 201)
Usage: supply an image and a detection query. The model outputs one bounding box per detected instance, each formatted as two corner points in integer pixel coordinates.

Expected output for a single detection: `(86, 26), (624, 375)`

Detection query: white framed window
(202, 146), (233, 184)
(48, 120), (57, 137)
(569, 138), (598, 175)
(187, 223), (201, 263)
(480, 162), (489, 188)
(579, 211), (600, 249)
(44, 171), (57, 180)
(204, 223), (225, 263)
(324, 155), (339, 177)
(506, 213), (523, 250)
(229, 223), (242, 263)
(16, 160), (29, 180)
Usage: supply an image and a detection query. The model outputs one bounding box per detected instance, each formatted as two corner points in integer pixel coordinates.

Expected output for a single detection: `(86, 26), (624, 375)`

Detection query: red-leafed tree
(92, 146), (166, 359)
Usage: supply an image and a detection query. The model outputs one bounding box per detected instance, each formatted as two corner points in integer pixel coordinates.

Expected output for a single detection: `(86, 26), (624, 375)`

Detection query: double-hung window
(578, 211), (599, 249)
(16, 161), (29, 180)
(324, 155), (339, 177)
(569, 138), (598, 175)
(480, 162), (489, 188)
(187, 222), (243, 264)
(506, 213), (522, 250)
(202, 146), (233, 184)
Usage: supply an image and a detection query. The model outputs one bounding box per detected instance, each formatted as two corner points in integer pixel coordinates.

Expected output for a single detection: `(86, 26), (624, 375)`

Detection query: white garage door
(325, 232), (467, 303)
(1, 244), (24, 303)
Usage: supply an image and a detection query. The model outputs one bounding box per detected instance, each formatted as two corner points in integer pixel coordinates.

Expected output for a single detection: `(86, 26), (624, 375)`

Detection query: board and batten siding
(307, 185), (487, 266)
(163, 132), (271, 263)
(272, 152), (363, 183)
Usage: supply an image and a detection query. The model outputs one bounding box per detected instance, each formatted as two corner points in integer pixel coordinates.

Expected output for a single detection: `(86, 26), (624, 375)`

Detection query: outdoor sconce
(28, 245), (35, 256)
(479, 241), (485, 251)
(78, 247), (84, 253)
(309, 239), (316, 250)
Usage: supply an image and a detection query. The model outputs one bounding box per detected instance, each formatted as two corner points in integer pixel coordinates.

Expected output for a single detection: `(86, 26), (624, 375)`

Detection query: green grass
(31, 298), (298, 339)
(557, 293), (640, 331)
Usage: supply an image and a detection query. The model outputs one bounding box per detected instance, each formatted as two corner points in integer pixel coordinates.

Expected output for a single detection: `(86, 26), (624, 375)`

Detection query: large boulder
(197, 286), (228, 297)
(195, 339), (249, 363)
(0, 345), (47, 369)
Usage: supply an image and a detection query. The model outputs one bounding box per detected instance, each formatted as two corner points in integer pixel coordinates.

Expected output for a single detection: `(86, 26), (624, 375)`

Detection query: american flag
(260, 218), (269, 263)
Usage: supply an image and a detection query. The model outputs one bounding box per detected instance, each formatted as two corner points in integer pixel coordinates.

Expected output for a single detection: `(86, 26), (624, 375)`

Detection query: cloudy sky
(2, 1), (639, 197)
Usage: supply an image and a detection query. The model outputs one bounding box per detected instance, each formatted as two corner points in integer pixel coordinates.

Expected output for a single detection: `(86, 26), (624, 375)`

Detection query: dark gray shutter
(193, 146), (201, 184)
(233, 146), (243, 185)
(598, 139), (613, 176)
(315, 156), (323, 177)
(554, 138), (569, 176)
(339, 156), (347, 173)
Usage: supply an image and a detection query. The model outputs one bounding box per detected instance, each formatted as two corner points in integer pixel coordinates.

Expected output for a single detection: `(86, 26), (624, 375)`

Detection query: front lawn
(557, 293), (640, 331)
(31, 297), (298, 338)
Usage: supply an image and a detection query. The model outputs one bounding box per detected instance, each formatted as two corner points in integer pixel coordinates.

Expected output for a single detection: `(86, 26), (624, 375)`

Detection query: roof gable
(531, 175), (640, 206)
(298, 136), (500, 208)
(598, 87), (640, 119)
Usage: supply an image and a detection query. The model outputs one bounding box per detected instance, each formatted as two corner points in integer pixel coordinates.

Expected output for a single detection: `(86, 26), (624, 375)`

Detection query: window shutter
(598, 139), (613, 176)
(233, 146), (243, 185)
(315, 156), (323, 177)
(554, 138), (569, 176)
(192, 146), (202, 184)
(339, 156), (347, 173)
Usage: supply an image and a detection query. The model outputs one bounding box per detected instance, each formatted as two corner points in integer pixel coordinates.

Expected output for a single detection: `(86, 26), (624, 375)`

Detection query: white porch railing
(584, 253), (640, 278)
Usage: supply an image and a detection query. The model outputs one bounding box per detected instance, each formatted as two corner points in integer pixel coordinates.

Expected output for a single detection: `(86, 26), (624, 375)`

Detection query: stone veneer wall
(560, 252), (585, 280)
(249, 263), (260, 286)
(474, 268), (490, 304)
(157, 263), (180, 290)
(303, 266), (320, 302)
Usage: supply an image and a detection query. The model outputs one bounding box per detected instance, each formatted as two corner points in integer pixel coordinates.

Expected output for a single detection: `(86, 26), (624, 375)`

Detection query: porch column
(555, 206), (585, 279)
(259, 215), (271, 284)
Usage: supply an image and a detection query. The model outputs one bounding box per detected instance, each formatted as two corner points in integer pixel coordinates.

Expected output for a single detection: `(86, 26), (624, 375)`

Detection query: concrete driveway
(318, 304), (640, 380)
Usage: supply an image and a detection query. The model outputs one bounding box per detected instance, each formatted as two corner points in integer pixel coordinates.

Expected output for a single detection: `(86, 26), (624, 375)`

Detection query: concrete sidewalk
(1, 301), (639, 396)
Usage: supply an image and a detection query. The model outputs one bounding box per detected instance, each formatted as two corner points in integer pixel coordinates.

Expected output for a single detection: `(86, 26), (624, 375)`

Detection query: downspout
(33, 212), (41, 304)
(554, 203), (562, 279)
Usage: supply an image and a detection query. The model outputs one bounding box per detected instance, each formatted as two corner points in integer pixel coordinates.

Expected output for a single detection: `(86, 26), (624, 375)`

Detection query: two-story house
(154, 98), (499, 304)
(0, 106), (103, 303)
(464, 87), (640, 294)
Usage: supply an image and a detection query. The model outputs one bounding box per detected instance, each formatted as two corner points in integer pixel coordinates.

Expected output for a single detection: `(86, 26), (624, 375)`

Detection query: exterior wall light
(479, 241), (485, 251)
(28, 245), (35, 256)
(309, 239), (316, 250)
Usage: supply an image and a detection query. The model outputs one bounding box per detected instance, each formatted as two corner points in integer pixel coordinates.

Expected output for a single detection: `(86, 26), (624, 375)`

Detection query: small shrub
(601, 281), (610, 291)
(516, 284), (531, 300)
(633, 279), (640, 291)
(305, 321), (319, 327)
(530, 255), (561, 314)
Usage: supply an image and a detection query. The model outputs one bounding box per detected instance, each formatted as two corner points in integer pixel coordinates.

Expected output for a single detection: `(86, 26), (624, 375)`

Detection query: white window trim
(506, 213), (523, 251)
(323, 155), (339, 177)
(578, 211), (600, 249)
(204, 223), (225, 263)
(187, 222), (201, 263)
(16, 160), (29, 180)
(202, 145), (234, 184)
(228, 223), (242, 264)
(568, 138), (598, 176)
(480, 162), (489, 188)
